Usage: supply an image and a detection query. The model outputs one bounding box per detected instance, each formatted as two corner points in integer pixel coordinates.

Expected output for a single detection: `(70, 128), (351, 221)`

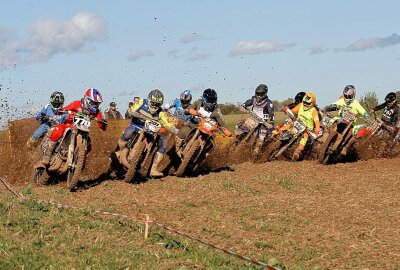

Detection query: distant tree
(396, 90), (400, 101)
(281, 98), (294, 107)
(272, 100), (282, 111)
(359, 91), (378, 111)
(218, 103), (242, 115)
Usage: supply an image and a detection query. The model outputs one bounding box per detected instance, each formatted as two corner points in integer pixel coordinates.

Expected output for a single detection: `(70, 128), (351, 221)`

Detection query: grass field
(0, 189), (271, 270)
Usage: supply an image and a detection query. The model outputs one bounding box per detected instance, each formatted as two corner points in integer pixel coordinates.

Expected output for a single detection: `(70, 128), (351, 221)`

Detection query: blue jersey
(167, 99), (192, 123)
(36, 104), (67, 126)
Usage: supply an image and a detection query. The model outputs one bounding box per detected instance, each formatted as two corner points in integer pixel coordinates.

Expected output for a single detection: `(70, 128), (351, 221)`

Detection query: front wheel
(262, 139), (282, 162)
(124, 135), (146, 183)
(317, 131), (338, 165)
(66, 136), (87, 191)
(175, 139), (200, 177)
(32, 168), (49, 186)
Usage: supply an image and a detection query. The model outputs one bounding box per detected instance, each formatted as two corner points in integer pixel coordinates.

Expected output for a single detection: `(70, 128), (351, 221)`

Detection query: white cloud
(309, 45), (330, 55)
(230, 41), (295, 56)
(18, 12), (106, 62)
(186, 52), (208, 62)
(128, 49), (154, 61)
(340, 33), (400, 52)
(181, 33), (202, 44)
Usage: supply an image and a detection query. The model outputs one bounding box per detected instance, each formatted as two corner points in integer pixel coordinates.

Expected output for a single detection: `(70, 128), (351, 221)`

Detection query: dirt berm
(0, 118), (234, 184)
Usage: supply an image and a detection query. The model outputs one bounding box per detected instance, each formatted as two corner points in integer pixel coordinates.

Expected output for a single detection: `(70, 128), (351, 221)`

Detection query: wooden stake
(144, 214), (150, 239)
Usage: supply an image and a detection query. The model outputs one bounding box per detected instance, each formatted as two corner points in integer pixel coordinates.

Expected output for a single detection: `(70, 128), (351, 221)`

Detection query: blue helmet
(180, 90), (192, 107)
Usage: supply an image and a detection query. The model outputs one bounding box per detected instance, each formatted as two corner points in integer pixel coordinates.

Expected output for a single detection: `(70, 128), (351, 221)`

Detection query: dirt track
(1, 119), (400, 269)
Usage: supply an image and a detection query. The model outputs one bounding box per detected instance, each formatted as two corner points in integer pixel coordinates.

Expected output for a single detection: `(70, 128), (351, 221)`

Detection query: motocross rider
(283, 92), (321, 160)
(287, 92), (306, 110)
(371, 92), (400, 140)
(35, 88), (108, 168)
(240, 84), (275, 154)
(117, 89), (178, 177)
(324, 85), (370, 155)
(175, 88), (232, 152)
(164, 90), (193, 123)
(26, 91), (67, 149)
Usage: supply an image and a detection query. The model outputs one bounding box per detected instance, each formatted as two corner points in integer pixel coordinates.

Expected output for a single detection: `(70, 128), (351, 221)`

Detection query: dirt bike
(357, 112), (400, 142)
(264, 110), (318, 161)
(111, 117), (164, 183)
(229, 105), (273, 159)
(318, 109), (360, 165)
(33, 112), (106, 191)
(175, 116), (222, 177)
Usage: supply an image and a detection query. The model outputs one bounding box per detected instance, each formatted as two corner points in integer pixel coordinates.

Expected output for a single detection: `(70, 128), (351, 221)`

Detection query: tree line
(218, 90), (400, 115)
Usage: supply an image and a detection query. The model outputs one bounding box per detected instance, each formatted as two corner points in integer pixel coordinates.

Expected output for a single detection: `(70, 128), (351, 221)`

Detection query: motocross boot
(150, 152), (164, 177)
(35, 140), (57, 168)
(26, 138), (38, 150)
(115, 138), (127, 159)
(292, 144), (304, 161)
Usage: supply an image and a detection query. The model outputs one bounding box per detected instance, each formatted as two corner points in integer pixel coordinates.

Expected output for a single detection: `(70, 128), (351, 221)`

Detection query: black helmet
(385, 92), (397, 107)
(294, 92), (306, 104)
(148, 89), (164, 113)
(255, 84), (268, 105)
(50, 91), (64, 111)
(202, 88), (218, 111)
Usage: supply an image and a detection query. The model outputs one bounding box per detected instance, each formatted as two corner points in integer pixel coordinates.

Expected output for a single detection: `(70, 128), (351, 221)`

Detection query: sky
(0, 0), (399, 126)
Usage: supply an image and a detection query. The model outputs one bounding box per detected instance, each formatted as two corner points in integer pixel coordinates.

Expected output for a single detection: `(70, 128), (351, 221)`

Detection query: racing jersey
(373, 102), (400, 126)
(36, 104), (67, 126)
(164, 99), (192, 123)
(243, 96), (275, 124)
(129, 98), (173, 128)
(326, 97), (369, 125)
(291, 104), (320, 134)
(62, 100), (107, 130)
(190, 99), (227, 128)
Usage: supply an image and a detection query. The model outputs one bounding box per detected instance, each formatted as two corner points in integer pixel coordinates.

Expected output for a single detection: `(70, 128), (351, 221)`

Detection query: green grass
(0, 195), (271, 270)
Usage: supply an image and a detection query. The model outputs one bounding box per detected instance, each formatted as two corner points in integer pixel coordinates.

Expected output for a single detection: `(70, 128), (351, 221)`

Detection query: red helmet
(83, 88), (103, 113)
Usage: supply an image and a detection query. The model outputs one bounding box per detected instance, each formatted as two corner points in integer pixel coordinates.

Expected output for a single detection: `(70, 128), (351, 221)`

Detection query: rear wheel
(124, 136), (146, 183)
(175, 139), (200, 177)
(66, 135), (87, 191)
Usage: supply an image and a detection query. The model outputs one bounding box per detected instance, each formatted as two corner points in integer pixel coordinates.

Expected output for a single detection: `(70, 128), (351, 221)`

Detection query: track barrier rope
(0, 177), (284, 270)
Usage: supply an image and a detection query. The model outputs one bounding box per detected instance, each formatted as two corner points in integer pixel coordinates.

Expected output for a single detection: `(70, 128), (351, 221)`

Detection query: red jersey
(62, 100), (107, 130)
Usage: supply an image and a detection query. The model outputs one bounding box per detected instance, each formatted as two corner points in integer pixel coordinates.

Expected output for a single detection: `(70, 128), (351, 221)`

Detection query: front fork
(66, 129), (77, 168)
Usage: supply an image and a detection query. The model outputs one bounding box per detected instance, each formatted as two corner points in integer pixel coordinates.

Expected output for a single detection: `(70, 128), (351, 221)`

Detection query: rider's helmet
(343, 85), (356, 105)
(50, 91), (65, 112)
(255, 84), (268, 105)
(294, 92), (306, 104)
(180, 90), (192, 108)
(148, 89), (164, 114)
(83, 88), (103, 114)
(385, 92), (397, 108)
(202, 88), (218, 112)
(302, 92), (316, 111)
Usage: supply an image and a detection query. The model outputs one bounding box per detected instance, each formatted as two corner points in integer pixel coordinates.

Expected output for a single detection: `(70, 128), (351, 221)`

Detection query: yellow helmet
(302, 92), (316, 110)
